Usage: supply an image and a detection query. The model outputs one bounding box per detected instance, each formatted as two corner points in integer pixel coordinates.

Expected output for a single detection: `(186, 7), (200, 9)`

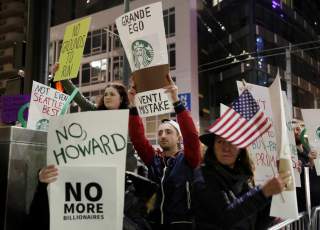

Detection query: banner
(27, 81), (69, 131)
(269, 75), (298, 220)
(116, 2), (169, 92)
(49, 166), (117, 230)
(237, 82), (278, 185)
(135, 88), (174, 117)
(0, 95), (30, 124)
(47, 110), (129, 230)
(54, 17), (91, 81)
(301, 109), (320, 175)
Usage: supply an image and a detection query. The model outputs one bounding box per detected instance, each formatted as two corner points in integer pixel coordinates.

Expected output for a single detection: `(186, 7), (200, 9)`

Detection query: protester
(27, 64), (135, 230)
(192, 133), (291, 230)
(128, 74), (201, 230)
(294, 125), (320, 211)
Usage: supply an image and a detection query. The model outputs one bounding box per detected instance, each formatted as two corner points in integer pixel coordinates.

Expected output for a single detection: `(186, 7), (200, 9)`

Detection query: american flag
(208, 89), (272, 148)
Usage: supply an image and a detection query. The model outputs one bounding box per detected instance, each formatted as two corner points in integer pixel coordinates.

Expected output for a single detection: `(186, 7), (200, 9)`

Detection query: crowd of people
(26, 65), (319, 230)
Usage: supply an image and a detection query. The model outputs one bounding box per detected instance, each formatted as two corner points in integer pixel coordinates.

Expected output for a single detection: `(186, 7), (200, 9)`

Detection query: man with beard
(128, 75), (201, 230)
(294, 124), (319, 211)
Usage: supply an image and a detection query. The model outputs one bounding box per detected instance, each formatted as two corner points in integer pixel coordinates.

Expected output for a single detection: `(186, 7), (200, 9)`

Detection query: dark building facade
(198, 0), (320, 122)
(0, 0), (26, 95)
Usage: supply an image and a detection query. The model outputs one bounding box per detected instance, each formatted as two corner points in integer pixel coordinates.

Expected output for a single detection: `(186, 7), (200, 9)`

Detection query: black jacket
(192, 153), (273, 230)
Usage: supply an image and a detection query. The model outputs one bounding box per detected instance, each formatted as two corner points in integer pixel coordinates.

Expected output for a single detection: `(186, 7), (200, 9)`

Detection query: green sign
(54, 17), (91, 81)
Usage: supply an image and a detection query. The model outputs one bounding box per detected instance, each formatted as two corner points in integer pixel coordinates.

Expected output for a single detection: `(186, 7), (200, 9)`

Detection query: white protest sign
(27, 81), (69, 131)
(135, 88), (174, 117)
(282, 92), (300, 186)
(269, 75), (298, 220)
(237, 82), (278, 185)
(49, 166), (117, 230)
(116, 2), (168, 72)
(47, 110), (129, 230)
(301, 109), (320, 175)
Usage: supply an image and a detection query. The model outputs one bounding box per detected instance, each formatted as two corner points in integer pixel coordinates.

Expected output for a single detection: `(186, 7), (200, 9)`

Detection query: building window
(84, 32), (91, 56)
(113, 25), (121, 49)
(168, 43), (176, 70)
(92, 29), (102, 54)
(81, 63), (90, 84)
(90, 59), (107, 83)
(113, 56), (123, 81)
(163, 8), (175, 37)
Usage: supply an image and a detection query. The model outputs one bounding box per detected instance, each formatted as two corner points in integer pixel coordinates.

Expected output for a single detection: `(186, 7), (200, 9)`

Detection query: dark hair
(204, 135), (254, 184)
(96, 81), (129, 110)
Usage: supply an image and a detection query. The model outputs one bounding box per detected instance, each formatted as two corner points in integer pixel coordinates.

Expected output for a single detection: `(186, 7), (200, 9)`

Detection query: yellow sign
(54, 17), (91, 81)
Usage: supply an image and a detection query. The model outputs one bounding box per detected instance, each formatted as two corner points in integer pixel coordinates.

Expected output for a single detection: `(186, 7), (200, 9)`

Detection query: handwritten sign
(135, 88), (174, 117)
(54, 17), (91, 81)
(269, 75), (298, 220)
(237, 81), (278, 185)
(27, 81), (69, 131)
(0, 95), (30, 124)
(301, 109), (320, 175)
(49, 166), (117, 230)
(116, 2), (168, 72)
(47, 110), (128, 230)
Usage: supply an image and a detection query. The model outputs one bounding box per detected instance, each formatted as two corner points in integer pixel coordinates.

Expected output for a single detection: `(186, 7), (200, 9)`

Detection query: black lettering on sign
(64, 182), (103, 214)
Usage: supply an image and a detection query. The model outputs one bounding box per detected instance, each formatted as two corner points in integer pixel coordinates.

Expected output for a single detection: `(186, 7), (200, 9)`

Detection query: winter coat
(192, 153), (273, 230)
(129, 101), (201, 226)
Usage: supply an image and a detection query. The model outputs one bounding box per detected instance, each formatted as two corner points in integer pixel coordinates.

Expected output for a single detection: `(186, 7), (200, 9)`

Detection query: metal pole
(122, 0), (131, 87)
(24, 0), (52, 93)
(285, 44), (293, 117)
(304, 167), (312, 223)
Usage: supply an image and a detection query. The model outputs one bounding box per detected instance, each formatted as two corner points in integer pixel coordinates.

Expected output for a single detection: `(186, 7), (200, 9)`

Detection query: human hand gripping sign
(261, 171), (292, 197)
(39, 164), (59, 184)
(163, 74), (179, 103)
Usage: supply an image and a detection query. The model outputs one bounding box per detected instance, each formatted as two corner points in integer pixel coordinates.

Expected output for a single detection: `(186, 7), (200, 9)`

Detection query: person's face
(294, 126), (301, 144)
(214, 136), (240, 168)
(157, 123), (180, 151)
(103, 86), (121, 110)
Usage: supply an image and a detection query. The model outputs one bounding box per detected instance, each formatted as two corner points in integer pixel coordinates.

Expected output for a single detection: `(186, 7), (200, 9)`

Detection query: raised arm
(164, 75), (201, 168)
(128, 84), (155, 166)
(52, 63), (96, 111)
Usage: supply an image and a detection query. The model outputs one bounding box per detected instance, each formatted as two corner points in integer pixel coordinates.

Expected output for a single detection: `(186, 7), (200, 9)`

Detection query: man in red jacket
(128, 75), (201, 230)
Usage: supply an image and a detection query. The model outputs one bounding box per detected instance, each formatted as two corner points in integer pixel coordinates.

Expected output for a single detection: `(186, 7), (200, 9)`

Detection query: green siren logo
(132, 40), (154, 69)
(36, 119), (49, 131)
(316, 127), (320, 140)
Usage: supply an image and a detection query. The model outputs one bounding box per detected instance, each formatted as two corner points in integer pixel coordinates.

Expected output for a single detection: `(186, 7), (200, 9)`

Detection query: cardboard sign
(282, 92), (300, 186)
(116, 2), (169, 92)
(49, 166), (117, 230)
(47, 110), (129, 230)
(301, 109), (320, 175)
(54, 17), (91, 81)
(27, 81), (69, 131)
(135, 88), (174, 117)
(0, 95), (30, 124)
(237, 82), (278, 185)
(269, 75), (298, 220)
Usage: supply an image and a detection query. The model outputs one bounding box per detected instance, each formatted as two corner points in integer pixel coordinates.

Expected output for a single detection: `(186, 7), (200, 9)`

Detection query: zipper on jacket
(160, 166), (167, 225)
(186, 181), (191, 209)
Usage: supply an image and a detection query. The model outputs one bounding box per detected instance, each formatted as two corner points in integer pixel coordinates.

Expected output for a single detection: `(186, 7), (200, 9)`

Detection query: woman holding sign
(193, 133), (291, 230)
(50, 63), (129, 111)
(27, 63), (132, 229)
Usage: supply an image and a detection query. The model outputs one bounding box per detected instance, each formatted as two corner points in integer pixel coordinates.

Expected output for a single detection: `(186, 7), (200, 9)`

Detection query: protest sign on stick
(47, 110), (128, 230)
(116, 2), (169, 92)
(27, 81), (69, 131)
(269, 75), (298, 220)
(301, 109), (320, 175)
(54, 17), (91, 82)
